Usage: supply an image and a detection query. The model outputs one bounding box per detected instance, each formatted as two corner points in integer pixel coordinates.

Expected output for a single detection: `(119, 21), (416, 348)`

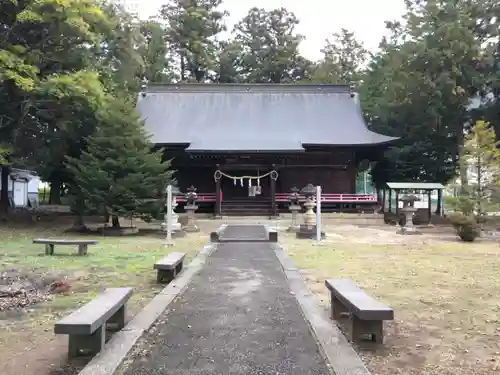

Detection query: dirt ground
(0, 217), (213, 375)
(281, 224), (500, 375)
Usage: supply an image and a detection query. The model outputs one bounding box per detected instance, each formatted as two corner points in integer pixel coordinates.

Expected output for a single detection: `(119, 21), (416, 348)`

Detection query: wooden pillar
(395, 190), (399, 215)
(270, 165), (277, 217)
(388, 189), (392, 211)
(214, 164), (221, 218)
(427, 190), (432, 222)
(381, 188), (386, 212)
(436, 189), (442, 216)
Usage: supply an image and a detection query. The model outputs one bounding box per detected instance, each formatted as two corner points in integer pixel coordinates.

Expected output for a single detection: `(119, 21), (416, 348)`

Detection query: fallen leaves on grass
(0, 270), (60, 312)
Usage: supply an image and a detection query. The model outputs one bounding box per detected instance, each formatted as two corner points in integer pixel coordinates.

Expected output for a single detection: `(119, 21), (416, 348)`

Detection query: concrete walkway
(122, 225), (332, 375)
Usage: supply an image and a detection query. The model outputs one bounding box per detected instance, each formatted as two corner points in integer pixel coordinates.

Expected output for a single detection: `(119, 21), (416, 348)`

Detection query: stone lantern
(183, 185), (199, 232)
(287, 187), (301, 232)
(301, 183), (317, 228)
(397, 194), (421, 235)
(296, 183), (325, 239)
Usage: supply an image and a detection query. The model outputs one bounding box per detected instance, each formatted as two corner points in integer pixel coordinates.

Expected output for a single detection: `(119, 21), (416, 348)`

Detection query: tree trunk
(49, 180), (62, 204)
(180, 54), (186, 81)
(71, 214), (88, 232)
(111, 215), (120, 228)
(0, 166), (10, 213)
(69, 193), (89, 232)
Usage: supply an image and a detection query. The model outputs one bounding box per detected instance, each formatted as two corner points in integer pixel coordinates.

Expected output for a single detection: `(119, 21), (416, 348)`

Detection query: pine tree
(66, 97), (173, 228)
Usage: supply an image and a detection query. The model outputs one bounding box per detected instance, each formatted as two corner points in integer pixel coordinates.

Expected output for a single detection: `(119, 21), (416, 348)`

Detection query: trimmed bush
(448, 213), (481, 242)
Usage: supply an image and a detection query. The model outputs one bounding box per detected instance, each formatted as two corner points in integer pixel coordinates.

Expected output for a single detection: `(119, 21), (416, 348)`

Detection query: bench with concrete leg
(325, 278), (394, 344)
(54, 287), (133, 358)
(154, 252), (186, 283)
(33, 238), (99, 255)
(267, 228), (278, 242)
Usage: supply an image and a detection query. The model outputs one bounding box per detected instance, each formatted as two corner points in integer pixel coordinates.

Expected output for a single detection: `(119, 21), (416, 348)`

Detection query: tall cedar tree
(66, 98), (173, 228)
(161, 0), (227, 82)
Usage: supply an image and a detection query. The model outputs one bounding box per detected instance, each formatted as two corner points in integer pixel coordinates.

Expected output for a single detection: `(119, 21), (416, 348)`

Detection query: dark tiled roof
(137, 84), (397, 151)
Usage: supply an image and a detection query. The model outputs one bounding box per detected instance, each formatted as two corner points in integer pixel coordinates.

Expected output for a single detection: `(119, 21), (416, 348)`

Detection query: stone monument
(296, 183), (325, 239)
(287, 187), (302, 232)
(183, 185), (200, 232)
(397, 194), (421, 235)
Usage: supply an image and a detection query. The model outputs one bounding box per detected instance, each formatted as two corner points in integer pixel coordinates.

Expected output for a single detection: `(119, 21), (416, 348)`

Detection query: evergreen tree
(66, 98), (173, 228)
(138, 20), (174, 83)
(233, 7), (306, 83)
(161, 0), (227, 82)
(359, 0), (491, 187)
(310, 28), (367, 85)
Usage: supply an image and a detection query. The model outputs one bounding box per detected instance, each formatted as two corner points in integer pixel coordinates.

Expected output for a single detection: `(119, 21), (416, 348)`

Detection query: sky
(129, 0), (407, 61)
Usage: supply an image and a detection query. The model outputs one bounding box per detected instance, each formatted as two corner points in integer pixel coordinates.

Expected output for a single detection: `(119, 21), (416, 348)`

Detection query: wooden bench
(33, 238), (99, 255)
(325, 278), (394, 344)
(154, 252), (186, 283)
(54, 287), (133, 358)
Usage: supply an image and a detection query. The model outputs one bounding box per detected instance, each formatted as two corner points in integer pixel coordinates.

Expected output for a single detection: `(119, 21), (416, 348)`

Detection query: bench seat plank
(154, 252), (186, 270)
(325, 279), (393, 321)
(54, 287), (133, 335)
(33, 238), (99, 245)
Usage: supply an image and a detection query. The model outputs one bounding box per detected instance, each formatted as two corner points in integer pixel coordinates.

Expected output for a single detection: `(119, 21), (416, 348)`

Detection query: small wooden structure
(382, 182), (445, 221)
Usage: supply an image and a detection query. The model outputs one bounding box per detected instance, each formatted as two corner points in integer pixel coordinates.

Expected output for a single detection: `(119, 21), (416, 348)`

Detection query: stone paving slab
(120, 225), (333, 375)
(219, 224), (269, 241)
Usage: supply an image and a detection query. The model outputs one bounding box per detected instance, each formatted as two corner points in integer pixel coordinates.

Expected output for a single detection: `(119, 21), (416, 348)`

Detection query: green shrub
(448, 213), (481, 242)
(384, 211), (406, 226)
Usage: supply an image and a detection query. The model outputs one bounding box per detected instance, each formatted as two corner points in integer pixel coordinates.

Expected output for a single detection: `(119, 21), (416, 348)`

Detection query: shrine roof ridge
(144, 83), (352, 94)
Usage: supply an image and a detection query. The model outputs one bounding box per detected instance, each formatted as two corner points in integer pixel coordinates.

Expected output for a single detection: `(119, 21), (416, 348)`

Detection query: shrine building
(136, 83), (398, 216)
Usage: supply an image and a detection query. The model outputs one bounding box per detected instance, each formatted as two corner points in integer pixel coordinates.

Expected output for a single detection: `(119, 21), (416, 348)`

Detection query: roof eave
(185, 148), (306, 153)
(302, 137), (399, 148)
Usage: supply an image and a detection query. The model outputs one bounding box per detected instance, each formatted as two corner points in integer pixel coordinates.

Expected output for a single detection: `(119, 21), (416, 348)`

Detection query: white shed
(0, 168), (40, 208)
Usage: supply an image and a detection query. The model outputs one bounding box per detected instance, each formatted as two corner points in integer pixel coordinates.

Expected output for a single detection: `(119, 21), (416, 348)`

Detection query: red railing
(275, 193), (377, 203)
(176, 193), (217, 203)
(176, 193), (376, 203)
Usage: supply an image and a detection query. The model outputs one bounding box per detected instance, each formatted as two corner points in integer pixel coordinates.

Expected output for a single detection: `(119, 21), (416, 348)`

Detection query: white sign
(166, 185), (173, 246)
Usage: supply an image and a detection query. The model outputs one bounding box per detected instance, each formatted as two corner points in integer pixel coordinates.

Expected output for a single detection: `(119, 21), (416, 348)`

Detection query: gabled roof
(386, 182), (445, 190)
(137, 83), (398, 151)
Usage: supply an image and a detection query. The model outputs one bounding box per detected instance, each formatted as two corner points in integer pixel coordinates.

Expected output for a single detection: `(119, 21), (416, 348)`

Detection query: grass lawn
(281, 229), (500, 375)
(0, 222), (209, 375)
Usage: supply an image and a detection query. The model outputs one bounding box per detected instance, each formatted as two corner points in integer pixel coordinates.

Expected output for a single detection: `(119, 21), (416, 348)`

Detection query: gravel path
(122, 225), (332, 375)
